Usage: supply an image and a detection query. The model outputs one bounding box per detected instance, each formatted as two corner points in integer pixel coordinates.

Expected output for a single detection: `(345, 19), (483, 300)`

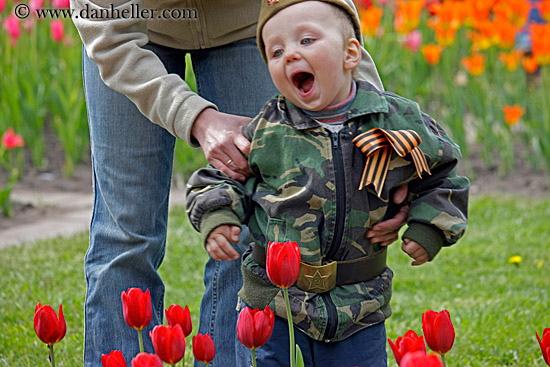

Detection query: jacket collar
(277, 81), (389, 130)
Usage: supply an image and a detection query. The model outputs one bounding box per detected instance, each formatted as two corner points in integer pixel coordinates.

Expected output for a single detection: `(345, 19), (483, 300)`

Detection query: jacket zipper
(326, 131), (345, 259)
(322, 130), (346, 341)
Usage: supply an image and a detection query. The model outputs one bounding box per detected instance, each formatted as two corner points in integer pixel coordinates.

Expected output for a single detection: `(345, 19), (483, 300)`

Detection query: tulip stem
(48, 345), (55, 367)
(251, 348), (257, 367)
(138, 329), (144, 354)
(440, 354), (446, 367)
(283, 288), (296, 367)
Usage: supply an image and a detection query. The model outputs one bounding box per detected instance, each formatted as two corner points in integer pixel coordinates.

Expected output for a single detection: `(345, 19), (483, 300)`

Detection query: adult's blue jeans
(82, 37), (276, 367)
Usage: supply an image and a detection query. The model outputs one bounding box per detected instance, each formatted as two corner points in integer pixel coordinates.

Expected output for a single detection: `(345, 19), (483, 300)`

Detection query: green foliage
(0, 197), (549, 365)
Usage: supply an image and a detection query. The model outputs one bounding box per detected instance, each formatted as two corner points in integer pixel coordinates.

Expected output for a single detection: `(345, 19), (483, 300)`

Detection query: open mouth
(292, 72), (315, 94)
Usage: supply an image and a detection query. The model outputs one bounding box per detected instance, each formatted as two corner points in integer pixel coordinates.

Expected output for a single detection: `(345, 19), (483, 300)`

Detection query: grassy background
(0, 195), (549, 366)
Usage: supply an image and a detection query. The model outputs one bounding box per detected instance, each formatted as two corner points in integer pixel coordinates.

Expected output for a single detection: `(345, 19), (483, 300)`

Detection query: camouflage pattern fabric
(186, 81), (469, 342)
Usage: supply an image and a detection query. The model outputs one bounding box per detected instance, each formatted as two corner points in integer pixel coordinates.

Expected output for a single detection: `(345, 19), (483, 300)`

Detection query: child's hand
(401, 238), (429, 266)
(206, 225), (242, 262)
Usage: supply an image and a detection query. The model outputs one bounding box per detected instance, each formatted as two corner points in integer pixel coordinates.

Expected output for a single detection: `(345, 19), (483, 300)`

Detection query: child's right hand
(206, 224), (242, 261)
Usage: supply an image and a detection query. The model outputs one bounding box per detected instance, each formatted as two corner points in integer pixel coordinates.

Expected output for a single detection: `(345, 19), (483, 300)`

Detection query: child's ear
(344, 38), (362, 70)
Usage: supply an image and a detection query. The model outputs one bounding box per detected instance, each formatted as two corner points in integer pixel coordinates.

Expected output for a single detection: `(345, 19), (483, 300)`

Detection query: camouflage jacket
(186, 81), (469, 342)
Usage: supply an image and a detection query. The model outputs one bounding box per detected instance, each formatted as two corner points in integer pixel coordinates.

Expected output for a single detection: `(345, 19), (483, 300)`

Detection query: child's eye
(301, 38), (314, 45)
(273, 49), (283, 58)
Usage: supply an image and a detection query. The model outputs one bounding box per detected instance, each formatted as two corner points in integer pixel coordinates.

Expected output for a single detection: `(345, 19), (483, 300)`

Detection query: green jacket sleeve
(402, 113), (470, 260)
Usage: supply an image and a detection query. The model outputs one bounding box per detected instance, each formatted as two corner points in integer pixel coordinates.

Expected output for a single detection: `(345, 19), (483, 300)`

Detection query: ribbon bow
(352, 128), (431, 196)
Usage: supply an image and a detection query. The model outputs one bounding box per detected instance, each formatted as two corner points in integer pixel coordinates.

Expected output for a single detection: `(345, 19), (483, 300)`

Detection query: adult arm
(70, 0), (216, 144)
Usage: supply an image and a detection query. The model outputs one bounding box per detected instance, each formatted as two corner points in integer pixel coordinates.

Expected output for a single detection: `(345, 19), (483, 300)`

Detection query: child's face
(262, 1), (360, 111)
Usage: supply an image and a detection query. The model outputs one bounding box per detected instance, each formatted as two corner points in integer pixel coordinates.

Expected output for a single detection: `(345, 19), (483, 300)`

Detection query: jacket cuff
(402, 222), (445, 261)
(200, 208), (242, 245)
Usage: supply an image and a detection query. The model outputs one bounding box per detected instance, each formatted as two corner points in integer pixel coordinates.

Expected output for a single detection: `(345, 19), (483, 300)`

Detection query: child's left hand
(401, 238), (429, 266)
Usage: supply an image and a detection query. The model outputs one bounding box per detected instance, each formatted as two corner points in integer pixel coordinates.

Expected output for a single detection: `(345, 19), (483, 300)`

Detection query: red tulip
(266, 241), (301, 288)
(400, 351), (443, 367)
(237, 305), (275, 350)
(50, 20), (64, 42)
(422, 309), (455, 355)
(121, 288), (152, 331)
(1, 128), (25, 150)
(537, 328), (550, 366)
(101, 350), (127, 367)
(131, 353), (163, 367)
(34, 303), (66, 346)
(165, 304), (192, 337)
(388, 330), (426, 366)
(150, 324), (186, 365)
(193, 333), (216, 364)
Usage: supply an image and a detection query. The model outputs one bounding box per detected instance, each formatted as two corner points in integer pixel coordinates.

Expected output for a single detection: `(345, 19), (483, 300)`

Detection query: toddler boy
(186, 1), (469, 366)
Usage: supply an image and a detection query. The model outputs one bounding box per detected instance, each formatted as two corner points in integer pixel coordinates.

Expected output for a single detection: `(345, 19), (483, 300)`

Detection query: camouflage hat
(257, 0), (364, 62)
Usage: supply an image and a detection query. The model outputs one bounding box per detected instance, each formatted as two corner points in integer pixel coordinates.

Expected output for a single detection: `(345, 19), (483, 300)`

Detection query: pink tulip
(52, 0), (70, 8)
(29, 0), (43, 14)
(50, 20), (64, 42)
(403, 30), (422, 52)
(23, 18), (35, 33)
(1, 128), (25, 150)
(3, 15), (21, 46)
(0, 0), (6, 13)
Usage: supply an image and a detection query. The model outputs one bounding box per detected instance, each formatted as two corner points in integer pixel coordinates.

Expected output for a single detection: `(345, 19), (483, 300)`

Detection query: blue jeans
(235, 311), (387, 367)
(82, 37), (276, 367)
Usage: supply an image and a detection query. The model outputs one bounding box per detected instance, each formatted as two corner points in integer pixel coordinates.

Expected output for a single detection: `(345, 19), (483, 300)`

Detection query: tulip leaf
(296, 344), (304, 367)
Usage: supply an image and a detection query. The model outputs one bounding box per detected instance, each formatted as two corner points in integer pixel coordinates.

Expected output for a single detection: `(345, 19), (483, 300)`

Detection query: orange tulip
(539, 0), (550, 23)
(464, 0), (496, 23)
(421, 44), (443, 65)
(469, 19), (498, 51)
(461, 54), (485, 76)
(498, 51), (522, 71)
(493, 0), (530, 27)
(522, 55), (539, 73)
(493, 18), (518, 50)
(359, 6), (384, 37)
(502, 104), (525, 126)
(394, 0), (425, 34)
(530, 24), (550, 66)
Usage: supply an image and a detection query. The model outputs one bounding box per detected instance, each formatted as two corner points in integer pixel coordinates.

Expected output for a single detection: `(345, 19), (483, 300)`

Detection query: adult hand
(366, 183), (409, 247)
(192, 108), (252, 181)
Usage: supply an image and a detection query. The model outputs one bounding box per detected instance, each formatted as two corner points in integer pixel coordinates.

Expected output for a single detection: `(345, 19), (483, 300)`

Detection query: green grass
(1, 196), (549, 366)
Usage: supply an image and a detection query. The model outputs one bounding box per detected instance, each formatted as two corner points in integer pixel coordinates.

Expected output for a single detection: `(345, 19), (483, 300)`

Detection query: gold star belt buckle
(296, 261), (337, 293)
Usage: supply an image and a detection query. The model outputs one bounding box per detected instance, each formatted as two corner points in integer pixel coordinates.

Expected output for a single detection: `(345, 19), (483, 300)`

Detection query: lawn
(0, 195), (549, 366)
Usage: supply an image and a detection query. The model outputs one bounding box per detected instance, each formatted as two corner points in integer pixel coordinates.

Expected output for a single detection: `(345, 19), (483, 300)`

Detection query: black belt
(252, 243), (387, 293)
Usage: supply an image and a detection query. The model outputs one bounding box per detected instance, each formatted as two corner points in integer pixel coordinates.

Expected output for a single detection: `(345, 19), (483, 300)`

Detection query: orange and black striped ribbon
(352, 128), (431, 196)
